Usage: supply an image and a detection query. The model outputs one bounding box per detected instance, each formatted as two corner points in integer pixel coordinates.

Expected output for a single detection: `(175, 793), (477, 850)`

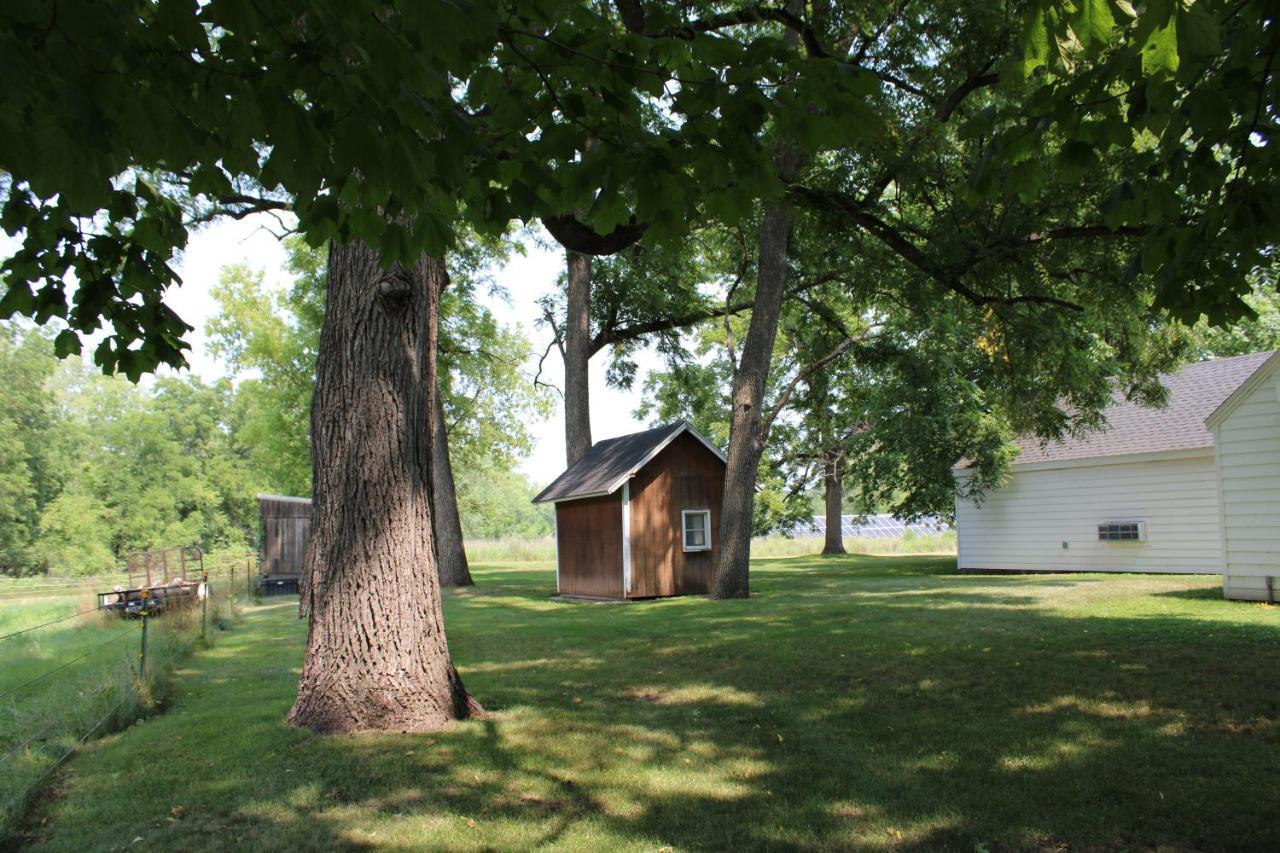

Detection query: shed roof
(992, 350), (1276, 468)
(532, 421), (726, 504)
(257, 493), (313, 518)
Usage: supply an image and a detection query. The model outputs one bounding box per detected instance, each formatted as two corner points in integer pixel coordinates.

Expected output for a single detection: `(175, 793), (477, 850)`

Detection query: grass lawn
(14, 556), (1280, 852)
(1, 587), (226, 832)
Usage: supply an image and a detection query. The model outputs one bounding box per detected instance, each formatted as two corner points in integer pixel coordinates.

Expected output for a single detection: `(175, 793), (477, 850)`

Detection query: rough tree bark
(431, 385), (473, 587)
(564, 250), (593, 465)
(288, 239), (481, 733)
(711, 7), (805, 600)
(710, 196), (795, 599)
(822, 456), (847, 555)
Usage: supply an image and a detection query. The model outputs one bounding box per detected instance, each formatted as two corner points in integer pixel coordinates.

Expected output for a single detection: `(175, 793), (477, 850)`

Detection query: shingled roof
(1003, 350), (1276, 467)
(532, 422), (726, 504)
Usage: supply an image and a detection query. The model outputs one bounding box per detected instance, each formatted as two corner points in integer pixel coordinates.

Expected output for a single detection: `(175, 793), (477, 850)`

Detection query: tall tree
(290, 244), (480, 732)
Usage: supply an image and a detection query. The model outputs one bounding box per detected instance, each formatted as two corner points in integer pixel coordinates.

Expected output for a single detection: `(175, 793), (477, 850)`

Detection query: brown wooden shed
(533, 422), (727, 600)
(257, 493), (312, 594)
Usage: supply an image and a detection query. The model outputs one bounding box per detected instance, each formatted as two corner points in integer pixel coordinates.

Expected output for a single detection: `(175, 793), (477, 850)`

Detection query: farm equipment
(96, 546), (205, 618)
(96, 579), (204, 616)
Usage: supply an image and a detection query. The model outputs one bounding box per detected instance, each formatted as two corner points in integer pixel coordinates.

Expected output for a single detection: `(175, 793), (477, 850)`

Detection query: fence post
(230, 563), (236, 601)
(138, 593), (149, 687)
(201, 569), (209, 640)
(246, 557), (252, 597)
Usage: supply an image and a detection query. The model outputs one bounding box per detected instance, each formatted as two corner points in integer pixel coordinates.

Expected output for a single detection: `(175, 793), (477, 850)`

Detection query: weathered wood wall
(555, 493), (623, 598)
(259, 495), (312, 578)
(628, 432), (725, 597)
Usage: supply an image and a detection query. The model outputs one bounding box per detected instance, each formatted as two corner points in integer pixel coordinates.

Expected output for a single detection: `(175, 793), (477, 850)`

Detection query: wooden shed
(533, 422), (727, 600)
(257, 493), (312, 595)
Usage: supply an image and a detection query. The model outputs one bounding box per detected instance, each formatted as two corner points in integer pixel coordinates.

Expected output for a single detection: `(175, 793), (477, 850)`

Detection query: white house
(1205, 350), (1280, 601)
(954, 350), (1278, 600)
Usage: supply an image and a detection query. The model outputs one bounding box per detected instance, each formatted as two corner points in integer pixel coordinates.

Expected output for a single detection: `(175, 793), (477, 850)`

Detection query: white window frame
(682, 509), (712, 552)
(1098, 520), (1147, 543)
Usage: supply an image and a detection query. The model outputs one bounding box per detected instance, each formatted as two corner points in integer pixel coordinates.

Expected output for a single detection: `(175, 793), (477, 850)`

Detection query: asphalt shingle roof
(1009, 350), (1275, 466)
(532, 422), (692, 504)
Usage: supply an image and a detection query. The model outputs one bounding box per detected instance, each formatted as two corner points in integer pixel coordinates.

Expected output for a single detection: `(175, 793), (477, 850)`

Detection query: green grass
(0, 585), (238, 834)
(13, 556), (1280, 851)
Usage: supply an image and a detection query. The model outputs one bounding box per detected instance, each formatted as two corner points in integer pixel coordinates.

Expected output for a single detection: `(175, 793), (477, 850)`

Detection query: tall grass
(466, 537), (557, 563)
(0, 580), (239, 836)
(465, 531), (956, 563)
(751, 529), (957, 559)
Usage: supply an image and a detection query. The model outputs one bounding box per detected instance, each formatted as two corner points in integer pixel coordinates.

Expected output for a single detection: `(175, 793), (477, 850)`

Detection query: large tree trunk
(564, 250), (593, 465)
(289, 240), (481, 734)
(822, 457), (847, 555)
(431, 386), (473, 587)
(711, 196), (794, 599)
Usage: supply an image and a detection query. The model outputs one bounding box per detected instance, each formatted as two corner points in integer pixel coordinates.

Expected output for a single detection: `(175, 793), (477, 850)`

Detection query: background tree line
(0, 237), (554, 577)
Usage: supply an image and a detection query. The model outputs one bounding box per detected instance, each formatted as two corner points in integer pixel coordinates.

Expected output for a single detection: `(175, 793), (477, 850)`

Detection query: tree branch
(762, 336), (858, 439)
(542, 214), (648, 256)
(788, 185), (1085, 312)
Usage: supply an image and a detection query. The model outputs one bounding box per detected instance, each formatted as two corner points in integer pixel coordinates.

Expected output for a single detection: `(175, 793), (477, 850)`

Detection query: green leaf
(1138, 0), (1179, 79)
(1176, 1), (1219, 63)
(1073, 0), (1116, 55)
(53, 329), (81, 358)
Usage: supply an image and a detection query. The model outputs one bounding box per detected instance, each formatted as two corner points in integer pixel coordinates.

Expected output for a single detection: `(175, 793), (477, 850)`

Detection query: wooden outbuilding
(533, 422), (727, 600)
(257, 493), (312, 595)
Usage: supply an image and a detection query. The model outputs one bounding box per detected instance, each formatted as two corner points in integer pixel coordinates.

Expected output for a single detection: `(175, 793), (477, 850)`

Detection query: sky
(159, 215), (659, 487)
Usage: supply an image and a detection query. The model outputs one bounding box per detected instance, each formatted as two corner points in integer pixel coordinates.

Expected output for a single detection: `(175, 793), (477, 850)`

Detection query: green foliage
(31, 490), (116, 576)
(1183, 275), (1280, 360)
(998, 0), (1280, 323)
(207, 240), (323, 497)
(205, 236), (552, 531)
(0, 325), (59, 572)
(455, 460), (554, 541)
(0, 0), (880, 377)
(0, 324), (260, 575)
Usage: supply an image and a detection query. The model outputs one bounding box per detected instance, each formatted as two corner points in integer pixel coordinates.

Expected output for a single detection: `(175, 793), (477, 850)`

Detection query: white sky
(161, 216), (657, 487)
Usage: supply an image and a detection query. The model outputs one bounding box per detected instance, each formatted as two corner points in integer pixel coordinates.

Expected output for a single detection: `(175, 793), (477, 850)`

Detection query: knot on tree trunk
(377, 265), (414, 301)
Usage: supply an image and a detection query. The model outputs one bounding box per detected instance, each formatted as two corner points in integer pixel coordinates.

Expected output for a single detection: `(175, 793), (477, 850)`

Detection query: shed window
(1098, 521), (1146, 542)
(682, 509), (712, 552)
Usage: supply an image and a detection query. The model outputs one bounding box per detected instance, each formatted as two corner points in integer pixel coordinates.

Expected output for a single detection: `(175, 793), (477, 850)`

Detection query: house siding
(1215, 370), (1280, 601)
(955, 454), (1221, 574)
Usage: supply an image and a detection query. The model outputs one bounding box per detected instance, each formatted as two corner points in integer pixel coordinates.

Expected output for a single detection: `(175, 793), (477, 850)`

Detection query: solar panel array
(794, 514), (951, 539)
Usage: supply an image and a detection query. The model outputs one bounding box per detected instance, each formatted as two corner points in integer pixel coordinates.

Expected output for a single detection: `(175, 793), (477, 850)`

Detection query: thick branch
(543, 214), (648, 256)
(587, 273), (840, 356)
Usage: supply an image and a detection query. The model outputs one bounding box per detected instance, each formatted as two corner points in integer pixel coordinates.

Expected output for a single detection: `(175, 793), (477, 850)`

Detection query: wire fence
(0, 551), (252, 837)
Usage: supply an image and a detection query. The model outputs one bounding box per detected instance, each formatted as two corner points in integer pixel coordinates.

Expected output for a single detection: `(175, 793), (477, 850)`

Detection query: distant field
(14, 556), (1280, 851)
(467, 531), (957, 563)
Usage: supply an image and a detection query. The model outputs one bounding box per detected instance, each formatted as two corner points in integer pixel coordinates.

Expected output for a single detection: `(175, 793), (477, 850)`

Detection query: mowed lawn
(16, 557), (1280, 852)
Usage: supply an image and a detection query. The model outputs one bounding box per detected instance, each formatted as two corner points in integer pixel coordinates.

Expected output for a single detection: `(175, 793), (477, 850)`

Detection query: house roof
(532, 421), (726, 504)
(1204, 349), (1280, 430)
(991, 350), (1276, 468)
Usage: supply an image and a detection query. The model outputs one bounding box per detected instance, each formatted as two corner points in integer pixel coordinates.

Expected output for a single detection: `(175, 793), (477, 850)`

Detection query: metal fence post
(201, 569), (209, 640)
(138, 595), (149, 687)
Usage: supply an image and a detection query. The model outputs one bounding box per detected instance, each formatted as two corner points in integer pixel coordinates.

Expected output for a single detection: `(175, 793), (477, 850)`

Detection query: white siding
(1215, 371), (1280, 601)
(956, 454), (1221, 574)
